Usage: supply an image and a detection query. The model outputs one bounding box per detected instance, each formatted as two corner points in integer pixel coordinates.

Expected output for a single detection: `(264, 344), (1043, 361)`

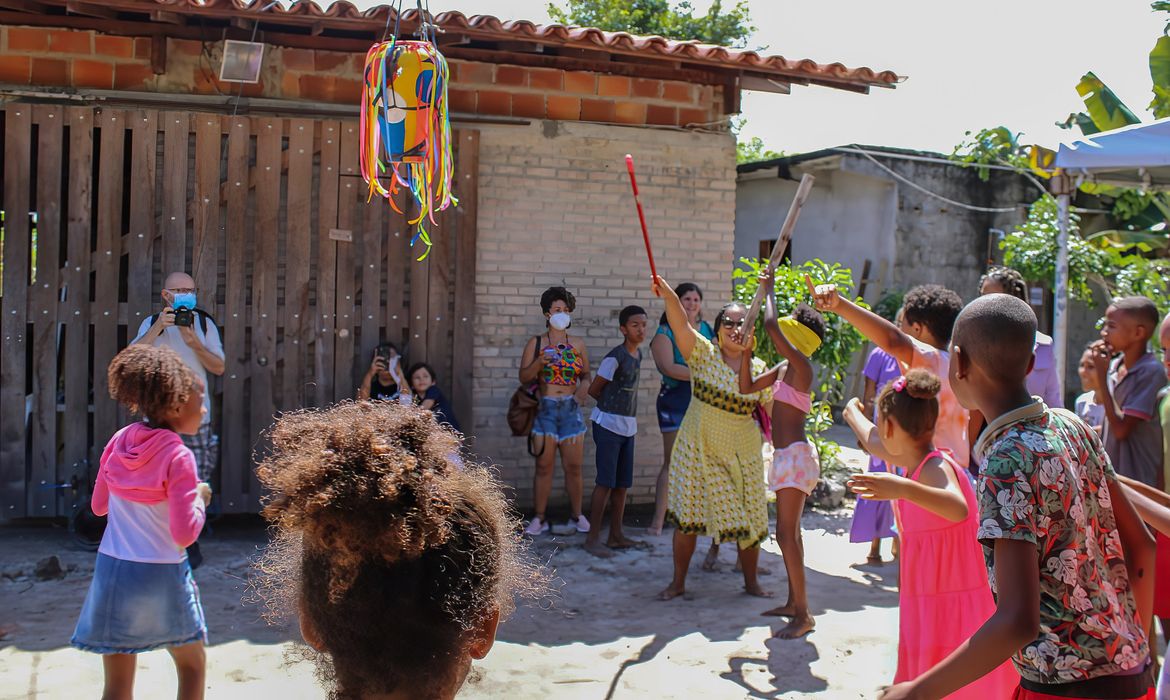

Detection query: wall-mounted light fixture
(219, 40), (265, 83)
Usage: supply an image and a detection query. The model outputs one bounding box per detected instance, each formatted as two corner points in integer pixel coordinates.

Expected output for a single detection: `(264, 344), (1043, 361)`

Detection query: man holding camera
(132, 271), (225, 482)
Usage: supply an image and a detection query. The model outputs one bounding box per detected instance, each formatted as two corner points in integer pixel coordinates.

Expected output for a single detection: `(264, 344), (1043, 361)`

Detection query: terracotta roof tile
(139, 1), (903, 90)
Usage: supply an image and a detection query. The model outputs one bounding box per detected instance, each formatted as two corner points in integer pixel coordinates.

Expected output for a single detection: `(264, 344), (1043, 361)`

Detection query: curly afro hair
(877, 369), (942, 439)
(539, 286), (576, 315)
(107, 344), (198, 425)
(902, 284), (964, 346)
(792, 302), (826, 341)
(255, 401), (535, 699)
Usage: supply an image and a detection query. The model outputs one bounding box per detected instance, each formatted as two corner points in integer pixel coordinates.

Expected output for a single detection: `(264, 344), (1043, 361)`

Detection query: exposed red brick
(511, 93), (545, 118)
(280, 71), (300, 98)
(72, 59), (115, 89)
(613, 101), (646, 125)
(448, 87), (476, 113)
(238, 80), (267, 98)
(134, 37), (152, 60)
(30, 58), (68, 86)
(191, 65), (220, 95)
(662, 81), (694, 104)
(476, 89), (510, 115)
(48, 29), (91, 55)
(677, 107), (710, 127)
(298, 74), (361, 103)
(8, 27), (48, 52)
(545, 95), (580, 120)
(646, 104), (677, 126)
(0, 55), (31, 84)
(580, 98), (615, 122)
(631, 78), (661, 98)
(494, 65), (527, 87)
(564, 71), (596, 95)
(457, 61), (493, 84)
(114, 62), (155, 90)
(597, 75), (630, 97)
(314, 50), (349, 72)
(170, 38), (203, 58)
(282, 48), (314, 71)
(94, 35), (134, 58)
(528, 68), (562, 91)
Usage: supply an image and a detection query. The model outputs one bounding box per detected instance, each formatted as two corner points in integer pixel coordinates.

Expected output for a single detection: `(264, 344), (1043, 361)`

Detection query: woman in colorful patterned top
(652, 275), (772, 602)
(518, 287), (592, 537)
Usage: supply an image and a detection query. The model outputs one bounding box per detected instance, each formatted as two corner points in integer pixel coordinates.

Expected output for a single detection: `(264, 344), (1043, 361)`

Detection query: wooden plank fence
(0, 104), (478, 517)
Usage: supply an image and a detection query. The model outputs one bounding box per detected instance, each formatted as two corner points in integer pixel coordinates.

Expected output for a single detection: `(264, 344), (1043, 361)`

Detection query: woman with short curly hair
(517, 286), (592, 536)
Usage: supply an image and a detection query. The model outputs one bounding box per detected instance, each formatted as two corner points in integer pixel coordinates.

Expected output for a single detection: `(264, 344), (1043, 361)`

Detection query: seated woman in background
(409, 362), (462, 435)
(358, 343), (411, 404)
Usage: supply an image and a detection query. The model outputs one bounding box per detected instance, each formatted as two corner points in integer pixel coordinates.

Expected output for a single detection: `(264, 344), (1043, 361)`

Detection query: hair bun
(903, 368), (941, 400)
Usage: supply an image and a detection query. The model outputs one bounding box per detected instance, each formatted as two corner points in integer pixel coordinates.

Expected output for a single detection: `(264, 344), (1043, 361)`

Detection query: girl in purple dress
(848, 344), (901, 564)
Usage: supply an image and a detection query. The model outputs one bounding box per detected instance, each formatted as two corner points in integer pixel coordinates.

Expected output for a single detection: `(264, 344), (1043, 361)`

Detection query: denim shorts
(72, 553), (207, 654)
(593, 423), (635, 488)
(532, 396), (586, 443)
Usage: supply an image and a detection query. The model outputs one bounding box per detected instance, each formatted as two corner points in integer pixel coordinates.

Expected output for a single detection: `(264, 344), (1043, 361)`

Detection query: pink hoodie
(93, 422), (206, 549)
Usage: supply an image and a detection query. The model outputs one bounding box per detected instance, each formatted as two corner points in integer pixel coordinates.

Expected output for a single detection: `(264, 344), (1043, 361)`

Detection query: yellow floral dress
(666, 334), (770, 548)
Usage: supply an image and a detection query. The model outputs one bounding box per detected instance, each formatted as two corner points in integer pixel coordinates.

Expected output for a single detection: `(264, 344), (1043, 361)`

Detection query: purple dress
(849, 347), (900, 543)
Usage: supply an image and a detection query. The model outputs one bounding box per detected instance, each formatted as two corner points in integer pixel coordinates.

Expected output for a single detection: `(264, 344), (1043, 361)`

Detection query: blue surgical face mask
(172, 292), (197, 311)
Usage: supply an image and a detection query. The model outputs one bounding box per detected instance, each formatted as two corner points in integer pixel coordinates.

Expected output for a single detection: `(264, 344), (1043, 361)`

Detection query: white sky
(356, 0), (1162, 155)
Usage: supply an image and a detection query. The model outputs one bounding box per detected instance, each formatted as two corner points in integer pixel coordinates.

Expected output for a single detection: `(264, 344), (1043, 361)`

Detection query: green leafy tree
(731, 115), (782, 164)
(736, 136), (783, 164)
(1000, 196), (1170, 338)
(547, 0), (755, 48)
(956, 1), (1170, 317)
(732, 257), (867, 474)
(950, 126), (1032, 181)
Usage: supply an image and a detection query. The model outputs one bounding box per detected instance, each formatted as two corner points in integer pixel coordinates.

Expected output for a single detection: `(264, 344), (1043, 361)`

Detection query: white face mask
(548, 312), (572, 330)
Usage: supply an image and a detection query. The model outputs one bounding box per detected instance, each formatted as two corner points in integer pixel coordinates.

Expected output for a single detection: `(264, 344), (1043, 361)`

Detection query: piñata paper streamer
(360, 38), (457, 260)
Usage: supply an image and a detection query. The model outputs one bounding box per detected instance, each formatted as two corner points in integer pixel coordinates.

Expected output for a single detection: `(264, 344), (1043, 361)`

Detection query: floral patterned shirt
(975, 401), (1148, 685)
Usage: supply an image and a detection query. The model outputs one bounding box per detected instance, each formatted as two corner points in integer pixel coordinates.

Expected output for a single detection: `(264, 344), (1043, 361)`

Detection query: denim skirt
(656, 382), (692, 433)
(72, 553), (207, 654)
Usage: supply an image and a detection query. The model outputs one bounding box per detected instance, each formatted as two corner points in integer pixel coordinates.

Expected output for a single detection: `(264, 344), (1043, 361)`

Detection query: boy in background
(1094, 296), (1167, 488)
(585, 305), (648, 558)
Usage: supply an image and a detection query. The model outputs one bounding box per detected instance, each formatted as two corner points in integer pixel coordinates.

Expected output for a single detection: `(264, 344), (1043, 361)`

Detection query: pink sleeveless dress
(893, 449), (1017, 697)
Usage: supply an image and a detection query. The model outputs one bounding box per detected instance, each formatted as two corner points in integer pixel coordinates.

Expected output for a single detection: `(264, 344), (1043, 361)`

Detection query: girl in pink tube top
(739, 268), (827, 640)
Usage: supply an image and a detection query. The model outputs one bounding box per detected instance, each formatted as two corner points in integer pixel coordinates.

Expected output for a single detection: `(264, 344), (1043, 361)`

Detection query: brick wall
(470, 120), (736, 511)
(0, 25), (723, 127)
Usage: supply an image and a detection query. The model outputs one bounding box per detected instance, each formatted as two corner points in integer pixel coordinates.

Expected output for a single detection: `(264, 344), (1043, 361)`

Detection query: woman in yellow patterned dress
(653, 275), (772, 600)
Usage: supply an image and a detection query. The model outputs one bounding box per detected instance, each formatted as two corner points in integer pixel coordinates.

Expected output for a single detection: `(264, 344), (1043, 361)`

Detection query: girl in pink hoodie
(72, 344), (212, 700)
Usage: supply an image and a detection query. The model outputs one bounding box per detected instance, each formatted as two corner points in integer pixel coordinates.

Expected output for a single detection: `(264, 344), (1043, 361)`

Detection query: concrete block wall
(469, 120), (736, 512)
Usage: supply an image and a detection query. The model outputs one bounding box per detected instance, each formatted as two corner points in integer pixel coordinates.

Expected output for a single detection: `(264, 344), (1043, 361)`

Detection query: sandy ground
(0, 436), (902, 699)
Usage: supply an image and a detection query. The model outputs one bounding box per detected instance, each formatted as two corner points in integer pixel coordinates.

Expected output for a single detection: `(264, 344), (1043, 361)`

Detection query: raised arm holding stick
(741, 174), (815, 333)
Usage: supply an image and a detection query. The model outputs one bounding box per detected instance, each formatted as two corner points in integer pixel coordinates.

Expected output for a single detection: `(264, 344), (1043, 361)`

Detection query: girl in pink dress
(842, 369), (1017, 698)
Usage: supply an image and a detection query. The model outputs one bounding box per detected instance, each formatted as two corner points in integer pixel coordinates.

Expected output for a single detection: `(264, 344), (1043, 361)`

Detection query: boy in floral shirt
(878, 293), (1154, 700)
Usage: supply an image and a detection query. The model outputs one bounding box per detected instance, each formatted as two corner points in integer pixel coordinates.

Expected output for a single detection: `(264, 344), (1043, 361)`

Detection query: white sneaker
(524, 516), (550, 536)
(569, 515), (590, 534)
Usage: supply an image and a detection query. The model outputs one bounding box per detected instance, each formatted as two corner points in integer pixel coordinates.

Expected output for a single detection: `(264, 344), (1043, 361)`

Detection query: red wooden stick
(624, 154), (658, 281)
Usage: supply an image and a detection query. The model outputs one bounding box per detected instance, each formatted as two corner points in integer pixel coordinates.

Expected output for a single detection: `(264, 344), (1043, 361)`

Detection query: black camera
(173, 307), (194, 327)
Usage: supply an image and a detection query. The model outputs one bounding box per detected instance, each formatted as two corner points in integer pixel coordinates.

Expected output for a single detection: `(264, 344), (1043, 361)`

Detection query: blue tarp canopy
(1055, 117), (1170, 190)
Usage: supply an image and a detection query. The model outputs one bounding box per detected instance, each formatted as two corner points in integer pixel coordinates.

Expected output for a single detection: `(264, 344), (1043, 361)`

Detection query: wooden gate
(0, 104), (478, 517)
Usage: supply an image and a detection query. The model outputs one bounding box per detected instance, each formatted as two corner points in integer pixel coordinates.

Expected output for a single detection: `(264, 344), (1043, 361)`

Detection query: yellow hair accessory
(778, 317), (822, 357)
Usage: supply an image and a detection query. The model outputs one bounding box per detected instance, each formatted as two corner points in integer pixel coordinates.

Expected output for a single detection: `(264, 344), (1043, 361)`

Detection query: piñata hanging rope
(360, 0), (457, 260)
